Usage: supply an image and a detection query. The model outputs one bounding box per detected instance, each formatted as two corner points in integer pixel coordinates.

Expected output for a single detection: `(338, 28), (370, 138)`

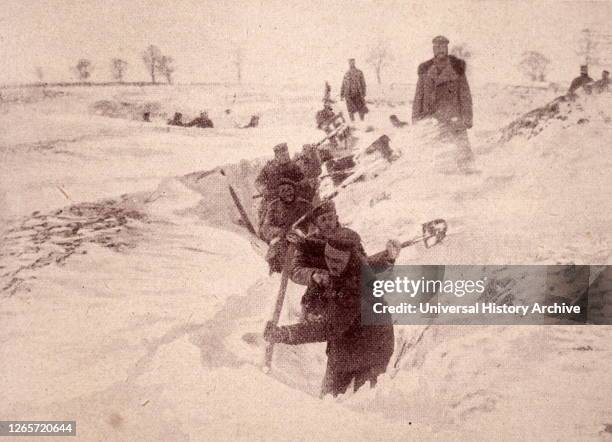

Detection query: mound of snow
(500, 92), (612, 142)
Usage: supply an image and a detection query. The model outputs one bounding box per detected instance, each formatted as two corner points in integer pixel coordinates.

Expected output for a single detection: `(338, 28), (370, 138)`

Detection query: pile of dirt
(499, 95), (571, 142)
(499, 90), (612, 143)
(90, 99), (162, 120)
(0, 87), (67, 105)
(0, 199), (148, 296)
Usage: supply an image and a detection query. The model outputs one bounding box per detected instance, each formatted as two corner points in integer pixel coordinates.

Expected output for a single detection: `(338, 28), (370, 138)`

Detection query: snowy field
(1, 83), (611, 441)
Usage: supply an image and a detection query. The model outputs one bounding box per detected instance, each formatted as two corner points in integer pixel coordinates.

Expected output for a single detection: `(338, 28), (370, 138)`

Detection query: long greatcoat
(412, 55), (473, 129)
(341, 68), (368, 114)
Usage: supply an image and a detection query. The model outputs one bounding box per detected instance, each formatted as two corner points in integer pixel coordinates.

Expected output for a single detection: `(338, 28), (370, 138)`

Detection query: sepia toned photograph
(1, 0), (611, 440)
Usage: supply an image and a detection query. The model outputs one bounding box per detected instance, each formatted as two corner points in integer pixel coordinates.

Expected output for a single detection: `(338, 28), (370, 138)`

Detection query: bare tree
(577, 28), (600, 66)
(74, 59), (93, 82)
(233, 47), (244, 84)
(157, 55), (175, 84)
(366, 42), (394, 85)
(111, 58), (128, 82)
(519, 51), (551, 82)
(450, 44), (472, 60)
(143, 45), (162, 84)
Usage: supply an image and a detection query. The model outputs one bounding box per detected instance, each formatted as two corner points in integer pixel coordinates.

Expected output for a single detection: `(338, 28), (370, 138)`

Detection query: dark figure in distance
(167, 112), (184, 126)
(568, 65), (593, 95)
(591, 70), (610, 94)
(186, 111), (214, 128)
(340, 58), (368, 122)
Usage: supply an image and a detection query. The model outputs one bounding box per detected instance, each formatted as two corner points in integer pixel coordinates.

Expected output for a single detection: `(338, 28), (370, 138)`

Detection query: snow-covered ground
(1, 84), (611, 441)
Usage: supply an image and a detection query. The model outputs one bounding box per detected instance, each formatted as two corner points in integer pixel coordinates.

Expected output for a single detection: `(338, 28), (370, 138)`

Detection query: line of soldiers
(256, 35), (474, 395)
(256, 36), (611, 398)
(255, 142), (403, 397)
(255, 143), (321, 273)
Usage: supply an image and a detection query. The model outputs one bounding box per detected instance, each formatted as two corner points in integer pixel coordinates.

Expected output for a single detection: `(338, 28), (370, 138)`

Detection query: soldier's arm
(367, 250), (396, 272)
(458, 74), (473, 129)
(290, 245), (319, 286)
(341, 229), (395, 272)
(412, 75), (425, 123)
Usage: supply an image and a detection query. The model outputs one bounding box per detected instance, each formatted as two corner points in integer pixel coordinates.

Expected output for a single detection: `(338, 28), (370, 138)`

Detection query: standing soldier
(340, 58), (368, 122)
(412, 36), (474, 170)
(264, 201), (401, 397)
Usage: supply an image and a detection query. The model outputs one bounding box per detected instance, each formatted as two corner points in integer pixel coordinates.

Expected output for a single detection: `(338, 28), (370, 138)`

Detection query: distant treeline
(0, 81), (230, 90)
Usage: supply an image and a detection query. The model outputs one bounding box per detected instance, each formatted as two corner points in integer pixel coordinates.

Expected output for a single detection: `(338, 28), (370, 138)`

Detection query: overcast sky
(1, 0), (611, 86)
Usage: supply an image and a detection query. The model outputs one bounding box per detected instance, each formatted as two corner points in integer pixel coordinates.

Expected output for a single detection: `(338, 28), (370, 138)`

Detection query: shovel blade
(422, 219), (448, 248)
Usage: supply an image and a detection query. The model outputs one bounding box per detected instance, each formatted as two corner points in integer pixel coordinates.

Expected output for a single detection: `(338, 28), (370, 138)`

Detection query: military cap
(432, 35), (450, 45)
(273, 143), (289, 154)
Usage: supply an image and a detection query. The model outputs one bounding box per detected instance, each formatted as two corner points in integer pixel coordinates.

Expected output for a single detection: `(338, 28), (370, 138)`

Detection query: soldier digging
(264, 201), (402, 397)
(255, 142), (321, 263)
(259, 178), (312, 273)
(412, 35), (474, 171)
